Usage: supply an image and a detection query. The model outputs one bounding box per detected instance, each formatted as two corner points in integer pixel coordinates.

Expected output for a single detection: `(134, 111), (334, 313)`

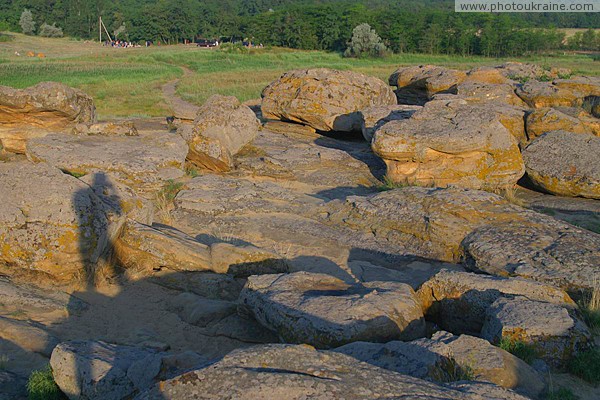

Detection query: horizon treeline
(1, 0), (599, 56)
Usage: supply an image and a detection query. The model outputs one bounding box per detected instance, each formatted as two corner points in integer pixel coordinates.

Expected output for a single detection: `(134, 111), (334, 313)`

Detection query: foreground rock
(26, 131), (187, 195)
(0, 161), (118, 283)
(336, 331), (544, 398)
(51, 341), (208, 400)
(261, 68), (396, 132)
(371, 99), (524, 190)
(239, 272), (425, 348)
(523, 130), (600, 199)
(389, 65), (466, 105)
(359, 104), (421, 142)
(183, 95), (260, 172)
(139, 344), (529, 400)
(0, 82), (96, 153)
(73, 121), (138, 136)
(327, 187), (600, 293)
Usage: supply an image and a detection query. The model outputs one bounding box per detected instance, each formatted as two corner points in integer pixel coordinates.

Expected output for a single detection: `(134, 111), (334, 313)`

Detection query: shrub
(38, 23), (63, 38)
(19, 9), (35, 35)
(429, 357), (474, 382)
(344, 23), (387, 58)
(27, 365), (65, 400)
(568, 348), (600, 384)
(498, 337), (537, 364)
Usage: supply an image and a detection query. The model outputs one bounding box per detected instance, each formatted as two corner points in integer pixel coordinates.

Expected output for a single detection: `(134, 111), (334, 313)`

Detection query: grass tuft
(568, 348), (600, 384)
(429, 357), (475, 383)
(154, 179), (184, 223)
(498, 337), (537, 364)
(545, 387), (579, 400)
(27, 365), (65, 400)
(578, 280), (600, 335)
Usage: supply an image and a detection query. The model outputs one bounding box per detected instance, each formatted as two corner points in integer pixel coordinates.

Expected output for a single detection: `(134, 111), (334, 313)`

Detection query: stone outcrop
(553, 76), (600, 98)
(0, 82), (96, 153)
(526, 107), (600, 139)
(261, 68), (396, 132)
(184, 94), (260, 172)
(389, 65), (466, 105)
(453, 82), (528, 108)
(371, 99), (524, 190)
(358, 104), (421, 142)
(336, 331), (545, 398)
(523, 130), (600, 199)
(239, 272), (426, 348)
(515, 81), (578, 108)
(139, 344), (530, 400)
(73, 121), (138, 136)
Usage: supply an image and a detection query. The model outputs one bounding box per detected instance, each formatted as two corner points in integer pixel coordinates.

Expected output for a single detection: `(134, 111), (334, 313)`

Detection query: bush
(19, 9), (35, 35)
(498, 337), (537, 364)
(27, 365), (65, 400)
(568, 348), (600, 384)
(38, 23), (63, 38)
(344, 23), (387, 58)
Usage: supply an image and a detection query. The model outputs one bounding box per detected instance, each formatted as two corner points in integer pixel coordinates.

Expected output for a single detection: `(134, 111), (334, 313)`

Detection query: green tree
(19, 9), (35, 35)
(344, 23), (386, 58)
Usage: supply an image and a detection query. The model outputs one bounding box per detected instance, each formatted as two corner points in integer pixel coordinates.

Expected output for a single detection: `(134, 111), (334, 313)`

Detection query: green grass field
(1, 32), (598, 119)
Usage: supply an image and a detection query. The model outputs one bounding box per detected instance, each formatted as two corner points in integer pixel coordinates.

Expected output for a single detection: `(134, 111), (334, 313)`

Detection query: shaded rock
(73, 121), (138, 136)
(263, 121), (317, 137)
(0, 82), (96, 153)
(239, 272), (426, 348)
(416, 269), (574, 334)
(185, 95), (260, 172)
(261, 68), (396, 132)
(336, 331), (545, 398)
(515, 81), (578, 108)
(0, 317), (58, 357)
(168, 293), (236, 327)
(0, 161), (118, 283)
(0, 371), (27, 400)
(26, 132), (187, 195)
(523, 130), (600, 199)
(114, 221), (288, 277)
(526, 107), (600, 140)
(206, 314), (280, 344)
(149, 271), (244, 301)
(481, 296), (592, 366)
(389, 65), (466, 105)
(139, 344), (530, 400)
(358, 104), (421, 142)
(371, 99), (524, 190)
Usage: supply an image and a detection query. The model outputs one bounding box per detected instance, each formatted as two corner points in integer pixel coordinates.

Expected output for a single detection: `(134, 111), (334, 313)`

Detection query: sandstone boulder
(114, 221), (288, 277)
(0, 317), (58, 357)
(515, 81), (578, 108)
(261, 68), (396, 132)
(26, 131), (188, 195)
(239, 272), (426, 348)
(523, 130), (600, 199)
(0, 161), (118, 283)
(497, 62), (570, 82)
(185, 95), (260, 172)
(388, 65), (466, 105)
(139, 344), (530, 400)
(454, 82), (527, 108)
(416, 269), (574, 334)
(73, 121), (138, 136)
(526, 107), (600, 139)
(263, 121), (317, 136)
(371, 99), (524, 190)
(358, 104), (421, 142)
(336, 331), (544, 398)
(553, 76), (600, 98)
(168, 293), (236, 327)
(463, 67), (512, 85)
(482, 296), (592, 365)
(0, 82), (96, 153)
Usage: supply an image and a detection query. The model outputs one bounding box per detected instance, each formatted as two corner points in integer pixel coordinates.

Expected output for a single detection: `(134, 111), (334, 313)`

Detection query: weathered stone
(515, 81), (578, 108)
(149, 271), (244, 301)
(168, 293), (236, 327)
(139, 344), (530, 400)
(553, 76), (600, 98)
(114, 221), (288, 277)
(416, 269), (575, 334)
(335, 331), (545, 398)
(481, 296), (592, 365)
(464, 67), (512, 85)
(523, 130), (600, 199)
(185, 95), (260, 172)
(526, 107), (600, 140)
(0, 317), (58, 357)
(0, 161), (118, 283)
(0, 276), (87, 314)
(261, 68), (396, 132)
(239, 272), (426, 348)
(73, 121), (138, 136)
(389, 65), (466, 105)
(0, 371), (27, 400)
(454, 82), (527, 108)
(371, 99), (524, 190)
(26, 132), (187, 195)
(0, 82), (96, 153)
(497, 62), (569, 82)
(263, 121), (317, 136)
(358, 104), (421, 142)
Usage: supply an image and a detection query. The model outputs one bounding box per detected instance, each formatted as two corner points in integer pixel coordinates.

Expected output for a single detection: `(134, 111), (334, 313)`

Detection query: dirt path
(162, 66), (200, 120)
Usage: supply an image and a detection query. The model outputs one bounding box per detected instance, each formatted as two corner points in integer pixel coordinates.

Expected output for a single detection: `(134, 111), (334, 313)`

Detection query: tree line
(1, 0), (599, 56)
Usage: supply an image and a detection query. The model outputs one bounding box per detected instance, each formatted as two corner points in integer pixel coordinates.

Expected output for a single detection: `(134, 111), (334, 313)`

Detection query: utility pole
(99, 16), (102, 42)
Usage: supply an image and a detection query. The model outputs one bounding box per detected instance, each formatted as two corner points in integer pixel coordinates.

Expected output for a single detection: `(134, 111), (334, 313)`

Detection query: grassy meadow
(1, 32), (598, 119)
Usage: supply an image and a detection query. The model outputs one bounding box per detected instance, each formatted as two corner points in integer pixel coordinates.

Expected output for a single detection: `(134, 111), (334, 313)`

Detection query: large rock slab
(553, 76), (600, 98)
(0, 161), (118, 283)
(482, 296), (592, 365)
(371, 99), (524, 190)
(454, 82), (527, 108)
(515, 81), (578, 108)
(523, 130), (600, 199)
(261, 68), (396, 132)
(389, 65), (466, 105)
(416, 269), (575, 334)
(0, 317), (58, 357)
(26, 131), (187, 195)
(336, 331), (544, 398)
(139, 344), (530, 400)
(184, 94), (260, 172)
(526, 107), (600, 139)
(239, 272), (426, 348)
(358, 104), (421, 142)
(0, 82), (96, 153)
